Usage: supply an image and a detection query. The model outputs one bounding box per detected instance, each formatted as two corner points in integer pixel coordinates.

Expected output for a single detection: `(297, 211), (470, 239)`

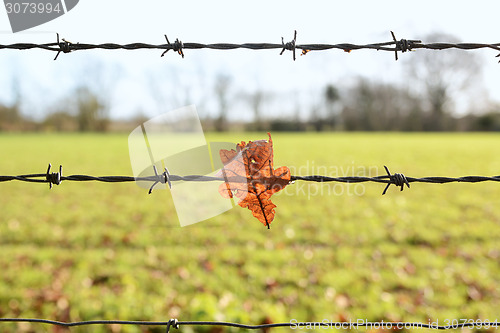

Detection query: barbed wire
(0, 317), (490, 331)
(1, 164), (499, 195)
(0, 31), (499, 61)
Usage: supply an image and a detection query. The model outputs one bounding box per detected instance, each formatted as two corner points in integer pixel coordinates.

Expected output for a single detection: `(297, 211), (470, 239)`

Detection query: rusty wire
(0, 317), (492, 331)
(0, 31), (499, 61)
(1, 164), (499, 195)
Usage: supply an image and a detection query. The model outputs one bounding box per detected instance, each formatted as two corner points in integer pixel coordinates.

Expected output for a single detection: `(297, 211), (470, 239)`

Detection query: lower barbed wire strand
(291, 175), (500, 184)
(0, 318), (482, 330)
(1, 172), (500, 185)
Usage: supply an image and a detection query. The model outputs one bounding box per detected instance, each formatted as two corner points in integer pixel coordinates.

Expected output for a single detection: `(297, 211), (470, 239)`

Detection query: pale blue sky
(1, 1), (499, 120)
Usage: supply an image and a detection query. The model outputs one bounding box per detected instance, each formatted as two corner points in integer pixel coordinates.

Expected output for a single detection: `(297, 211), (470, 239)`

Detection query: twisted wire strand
(1, 31), (499, 61)
(290, 175), (500, 184)
(0, 318), (486, 331)
(4, 174), (499, 185)
(1, 164), (499, 195)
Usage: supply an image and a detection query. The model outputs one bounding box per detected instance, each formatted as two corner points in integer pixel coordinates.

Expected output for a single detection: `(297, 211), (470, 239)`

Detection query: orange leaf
(217, 133), (291, 228)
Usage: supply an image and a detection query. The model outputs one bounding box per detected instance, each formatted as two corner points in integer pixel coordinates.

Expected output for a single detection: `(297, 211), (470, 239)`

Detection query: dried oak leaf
(217, 133), (290, 228)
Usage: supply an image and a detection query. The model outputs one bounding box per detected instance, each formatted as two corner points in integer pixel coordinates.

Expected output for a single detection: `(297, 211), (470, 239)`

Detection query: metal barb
(280, 30), (297, 61)
(382, 165), (410, 195)
(46, 163), (62, 189)
(148, 165), (171, 194)
(390, 31), (421, 61)
(54, 33), (72, 61)
(162, 35), (184, 58)
(390, 31), (399, 61)
(173, 38), (184, 58)
(164, 166), (172, 189)
(166, 318), (179, 333)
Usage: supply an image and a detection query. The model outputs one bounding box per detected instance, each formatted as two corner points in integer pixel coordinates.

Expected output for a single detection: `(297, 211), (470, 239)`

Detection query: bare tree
(0, 76), (24, 131)
(73, 59), (121, 131)
(243, 89), (272, 131)
(146, 65), (200, 115)
(324, 84), (340, 130)
(214, 74), (231, 132)
(404, 32), (482, 130)
(75, 86), (107, 131)
(309, 103), (323, 131)
(340, 78), (425, 131)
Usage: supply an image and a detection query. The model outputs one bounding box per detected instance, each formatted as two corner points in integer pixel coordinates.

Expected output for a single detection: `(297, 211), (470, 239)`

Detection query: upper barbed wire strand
(1, 31), (500, 62)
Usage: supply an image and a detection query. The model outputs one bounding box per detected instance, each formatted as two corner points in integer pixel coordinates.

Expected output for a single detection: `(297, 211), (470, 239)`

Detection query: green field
(0, 132), (499, 332)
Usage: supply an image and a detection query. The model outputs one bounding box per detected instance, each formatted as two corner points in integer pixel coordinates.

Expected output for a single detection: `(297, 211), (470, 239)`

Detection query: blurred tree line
(268, 81), (500, 132)
(0, 86), (109, 132)
(0, 61), (113, 132)
(1, 32), (499, 132)
(2, 77), (499, 132)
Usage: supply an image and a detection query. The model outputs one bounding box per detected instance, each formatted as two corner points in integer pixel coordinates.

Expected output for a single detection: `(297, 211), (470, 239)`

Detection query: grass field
(0, 132), (499, 332)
